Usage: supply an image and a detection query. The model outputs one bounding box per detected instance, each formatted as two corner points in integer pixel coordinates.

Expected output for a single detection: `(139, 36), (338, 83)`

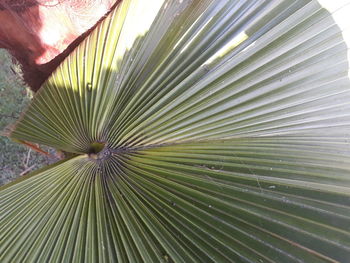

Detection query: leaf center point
(88, 142), (106, 159)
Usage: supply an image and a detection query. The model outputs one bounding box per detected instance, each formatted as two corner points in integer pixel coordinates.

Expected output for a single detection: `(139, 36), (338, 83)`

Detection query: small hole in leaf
(86, 83), (92, 92)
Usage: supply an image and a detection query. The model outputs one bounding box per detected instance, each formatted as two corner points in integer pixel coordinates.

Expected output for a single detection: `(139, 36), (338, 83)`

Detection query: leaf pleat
(2, 0), (350, 262)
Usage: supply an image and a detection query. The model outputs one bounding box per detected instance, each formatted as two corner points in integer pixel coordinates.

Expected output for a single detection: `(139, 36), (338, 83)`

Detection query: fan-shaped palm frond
(1, 0), (350, 262)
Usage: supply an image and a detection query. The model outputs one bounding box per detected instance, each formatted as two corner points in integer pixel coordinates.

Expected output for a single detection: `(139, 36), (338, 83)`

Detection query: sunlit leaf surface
(1, 0), (350, 262)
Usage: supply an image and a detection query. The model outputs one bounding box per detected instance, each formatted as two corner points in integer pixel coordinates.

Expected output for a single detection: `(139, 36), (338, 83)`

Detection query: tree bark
(0, 0), (118, 91)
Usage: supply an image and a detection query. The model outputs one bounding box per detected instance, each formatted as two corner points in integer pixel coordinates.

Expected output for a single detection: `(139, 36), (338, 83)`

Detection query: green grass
(0, 49), (57, 185)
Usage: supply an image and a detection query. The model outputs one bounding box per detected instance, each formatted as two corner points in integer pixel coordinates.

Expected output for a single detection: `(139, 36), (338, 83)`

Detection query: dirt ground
(0, 49), (58, 185)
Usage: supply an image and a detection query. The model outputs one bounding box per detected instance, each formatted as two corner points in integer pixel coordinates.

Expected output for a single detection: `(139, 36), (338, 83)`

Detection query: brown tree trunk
(0, 0), (118, 92)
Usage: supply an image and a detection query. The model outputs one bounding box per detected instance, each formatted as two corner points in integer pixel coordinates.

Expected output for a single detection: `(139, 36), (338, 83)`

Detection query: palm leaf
(1, 0), (350, 262)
